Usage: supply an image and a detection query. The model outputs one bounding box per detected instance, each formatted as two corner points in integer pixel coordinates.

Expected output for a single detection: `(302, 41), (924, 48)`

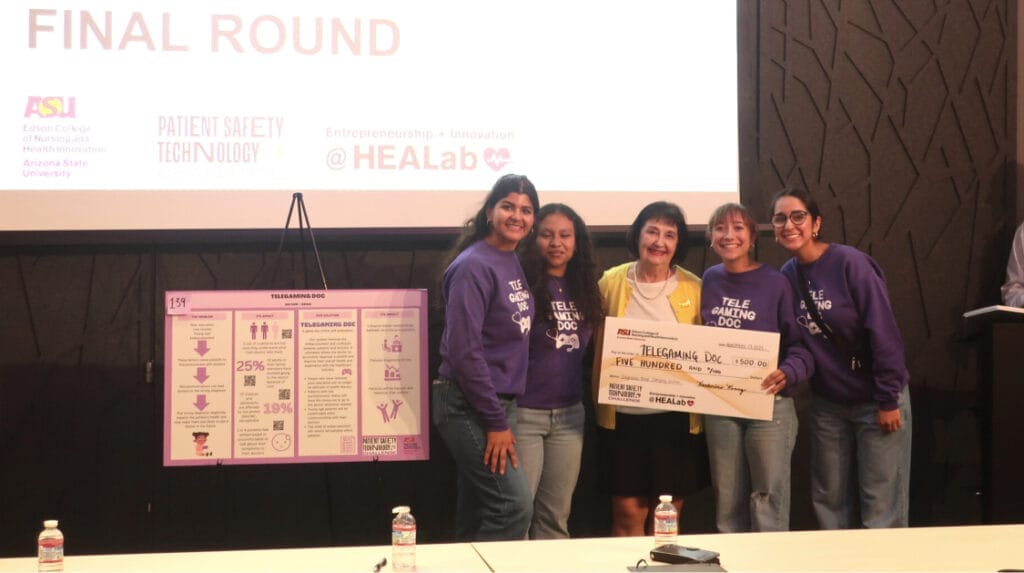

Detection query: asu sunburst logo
(24, 96), (77, 118)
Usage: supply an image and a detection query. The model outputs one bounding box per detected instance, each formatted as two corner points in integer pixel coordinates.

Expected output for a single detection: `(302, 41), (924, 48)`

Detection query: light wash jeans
(516, 402), (585, 539)
(810, 385), (912, 529)
(705, 395), (798, 532)
(431, 378), (533, 541)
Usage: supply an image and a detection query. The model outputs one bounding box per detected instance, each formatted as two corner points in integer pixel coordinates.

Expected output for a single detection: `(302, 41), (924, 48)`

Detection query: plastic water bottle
(391, 505), (416, 571)
(653, 494), (678, 546)
(37, 519), (64, 572)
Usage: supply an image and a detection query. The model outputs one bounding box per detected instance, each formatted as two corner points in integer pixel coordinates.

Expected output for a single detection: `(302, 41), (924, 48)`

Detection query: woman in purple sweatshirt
(433, 174), (539, 541)
(771, 187), (912, 529)
(516, 203), (603, 539)
(700, 203), (813, 532)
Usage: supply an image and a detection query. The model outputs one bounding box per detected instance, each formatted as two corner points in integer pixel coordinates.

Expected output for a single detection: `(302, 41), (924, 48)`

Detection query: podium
(963, 305), (1024, 523)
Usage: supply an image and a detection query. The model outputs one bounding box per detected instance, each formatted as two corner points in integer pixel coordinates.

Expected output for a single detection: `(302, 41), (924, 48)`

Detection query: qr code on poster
(273, 420), (284, 431)
(282, 329), (293, 339)
(278, 389), (291, 400)
(244, 375), (256, 386)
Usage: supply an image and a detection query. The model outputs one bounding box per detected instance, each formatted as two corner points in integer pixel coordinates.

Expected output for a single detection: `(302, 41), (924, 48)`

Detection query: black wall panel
(754, 0), (1015, 526)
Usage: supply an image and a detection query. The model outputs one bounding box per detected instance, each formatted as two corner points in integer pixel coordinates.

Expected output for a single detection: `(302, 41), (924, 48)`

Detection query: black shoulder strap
(795, 264), (867, 371)
(795, 264), (834, 339)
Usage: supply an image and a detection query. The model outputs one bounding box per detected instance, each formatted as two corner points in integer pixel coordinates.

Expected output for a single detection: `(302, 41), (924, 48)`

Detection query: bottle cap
(392, 505), (411, 514)
(43, 520), (59, 528)
(658, 495), (672, 503)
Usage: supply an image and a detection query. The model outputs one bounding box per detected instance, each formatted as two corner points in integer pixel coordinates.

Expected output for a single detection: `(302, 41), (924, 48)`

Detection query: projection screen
(1, 1), (738, 233)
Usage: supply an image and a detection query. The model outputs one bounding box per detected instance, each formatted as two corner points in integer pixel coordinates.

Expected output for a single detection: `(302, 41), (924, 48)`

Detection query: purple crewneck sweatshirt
(520, 276), (593, 410)
(780, 244), (910, 410)
(700, 263), (814, 396)
(438, 240), (534, 431)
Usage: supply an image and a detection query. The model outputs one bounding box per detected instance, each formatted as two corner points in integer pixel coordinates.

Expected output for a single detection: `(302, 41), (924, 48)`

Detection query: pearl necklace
(631, 262), (671, 300)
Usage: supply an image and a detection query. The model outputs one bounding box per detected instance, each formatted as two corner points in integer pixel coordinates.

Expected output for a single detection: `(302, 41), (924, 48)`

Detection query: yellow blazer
(591, 262), (704, 433)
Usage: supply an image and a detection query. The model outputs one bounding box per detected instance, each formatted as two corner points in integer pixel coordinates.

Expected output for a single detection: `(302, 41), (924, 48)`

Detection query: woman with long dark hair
(516, 203), (603, 539)
(771, 187), (911, 529)
(433, 173), (540, 540)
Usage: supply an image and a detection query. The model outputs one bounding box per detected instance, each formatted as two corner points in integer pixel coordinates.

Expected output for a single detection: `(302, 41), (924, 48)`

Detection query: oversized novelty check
(597, 317), (780, 420)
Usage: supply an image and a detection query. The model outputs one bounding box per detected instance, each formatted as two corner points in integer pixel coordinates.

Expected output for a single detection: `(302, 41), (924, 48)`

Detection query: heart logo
(687, 400), (694, 406)
(484, 148), (511, 171)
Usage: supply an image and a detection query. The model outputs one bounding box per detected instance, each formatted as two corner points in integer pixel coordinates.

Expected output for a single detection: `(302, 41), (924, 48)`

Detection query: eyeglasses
(771, 210), (810, 228)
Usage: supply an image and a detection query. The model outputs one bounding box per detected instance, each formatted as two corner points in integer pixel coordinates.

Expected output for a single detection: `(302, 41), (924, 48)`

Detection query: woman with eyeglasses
(592, 201), (710, 536)
(433, 174), (539, 540)
(700, 202), (813, 532)
(770, 187), (911, 529)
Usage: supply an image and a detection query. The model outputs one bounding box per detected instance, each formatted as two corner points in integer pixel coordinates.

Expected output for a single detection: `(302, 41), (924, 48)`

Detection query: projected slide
(1, 1), (738, 231)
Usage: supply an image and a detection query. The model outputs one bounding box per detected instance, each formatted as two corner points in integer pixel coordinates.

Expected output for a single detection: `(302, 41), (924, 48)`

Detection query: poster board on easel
(163, 289), (428, 466)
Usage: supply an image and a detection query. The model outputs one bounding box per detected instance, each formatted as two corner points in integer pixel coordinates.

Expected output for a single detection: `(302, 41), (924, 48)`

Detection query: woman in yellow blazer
(592, 201), (709, 536)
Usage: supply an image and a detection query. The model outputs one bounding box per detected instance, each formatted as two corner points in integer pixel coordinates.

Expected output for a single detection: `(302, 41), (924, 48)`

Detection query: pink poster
(163, 289), (428, 466)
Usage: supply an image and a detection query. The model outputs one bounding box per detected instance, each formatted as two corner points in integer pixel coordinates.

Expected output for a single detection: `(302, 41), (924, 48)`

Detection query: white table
(2, 524), (1021, 572)
(473, 524), (1024, 572)
(0, 542), (487, 572)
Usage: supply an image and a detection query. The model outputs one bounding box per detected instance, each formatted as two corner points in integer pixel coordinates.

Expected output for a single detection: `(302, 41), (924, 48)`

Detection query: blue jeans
(431, 378), (532, 541)
(810, 385), (912, 529)
(705, 396), (798, 532)
(516, 403), (585, 539)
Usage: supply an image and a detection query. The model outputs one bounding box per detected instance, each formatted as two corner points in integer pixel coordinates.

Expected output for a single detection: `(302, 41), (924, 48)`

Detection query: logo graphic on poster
(192, 431), (212, 457)
(382, 335), (402, 353)
(363, 436), (398, 455)
(384, 364), (400, 381)
(402, 436), (421, 451)
(376, 399), (404, 423)
(271, 433), (292, 451)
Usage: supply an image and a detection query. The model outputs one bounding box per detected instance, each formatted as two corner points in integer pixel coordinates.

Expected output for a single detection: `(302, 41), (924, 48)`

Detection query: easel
(257, 192), (329, 289)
